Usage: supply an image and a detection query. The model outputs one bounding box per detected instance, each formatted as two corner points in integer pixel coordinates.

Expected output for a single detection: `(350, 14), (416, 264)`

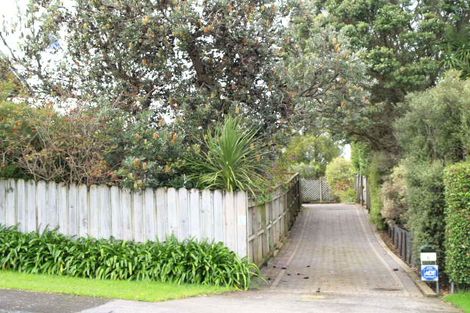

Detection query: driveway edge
(363, 208), (438, 297)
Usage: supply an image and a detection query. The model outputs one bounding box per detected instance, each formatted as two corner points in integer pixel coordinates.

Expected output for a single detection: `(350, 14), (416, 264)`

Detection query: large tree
(278, 2), (373, 145)
(1, 0), (290, 137)
(2, 0), (373, 144)
(312, 0), (470, 152)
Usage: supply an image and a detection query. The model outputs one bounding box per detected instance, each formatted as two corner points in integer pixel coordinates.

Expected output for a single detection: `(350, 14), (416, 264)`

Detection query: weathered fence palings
(247, 174), (301, 266)
(0, 178), (248, 257)
(0, 175), (302, 264)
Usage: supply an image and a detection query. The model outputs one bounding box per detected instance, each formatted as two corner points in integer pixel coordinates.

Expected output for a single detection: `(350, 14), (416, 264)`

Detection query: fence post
(319, 178), (323, 203)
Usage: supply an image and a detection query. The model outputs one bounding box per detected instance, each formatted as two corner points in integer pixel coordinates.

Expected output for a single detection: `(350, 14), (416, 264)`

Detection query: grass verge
(0, 270), (233, 302)
(445, 293), (470, 313)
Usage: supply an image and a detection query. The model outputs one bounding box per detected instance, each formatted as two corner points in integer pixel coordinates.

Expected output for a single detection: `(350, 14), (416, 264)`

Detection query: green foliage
(0, 226), (257, 289)
(443, 25), (470, 78)
(187, 116), (268, 194)
(0, 57), (28, 101)
(445, 293), (470, 313)
(0, 102), (190, 189)
(351, 142), (370, 175)
(444, 162), (470, 286)
(325, 157), (355, 203)
(113, 111), (190, 190)
(313, 0), (468, 151)
(404, 160), (446, 267)
(283, 134), (340, 179)
(0, 102), (117, 184)
(2, 0), (289, 139)
(395, 71), (470, 163)
(279, 2), (372, 141)
(368, 154), (385, 229)
(0, 101), (33, 179)
(381, 164), (407, 225)
(394, 71), (470, 271)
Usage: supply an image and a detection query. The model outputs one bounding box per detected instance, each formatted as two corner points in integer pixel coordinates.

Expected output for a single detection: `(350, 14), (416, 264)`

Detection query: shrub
(186, 116), (268, 194)
(113, 111), (190, 190)
(405, 160), (446, 267)
(381, 164), (408, 225)
(325, 157), (355, 203)
(0, 103), (191, 189)
(0, 226), (257, 289)
(395, 70), (470, 163)
(444, 162), (470, 286)
(367, 152), (396, 229)
(351, 141), (370, 175)
(282, 135), (340, 179)
(0, 102), (117, 185)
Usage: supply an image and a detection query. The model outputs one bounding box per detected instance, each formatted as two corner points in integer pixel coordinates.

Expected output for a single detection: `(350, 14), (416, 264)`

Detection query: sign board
(420, 252), (437, 262)
(421, 265), (439, 282)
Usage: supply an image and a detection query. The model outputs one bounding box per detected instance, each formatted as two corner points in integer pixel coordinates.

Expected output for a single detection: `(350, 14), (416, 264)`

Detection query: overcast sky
(1, 1), (24, 23)
(0, 1), (26, 53)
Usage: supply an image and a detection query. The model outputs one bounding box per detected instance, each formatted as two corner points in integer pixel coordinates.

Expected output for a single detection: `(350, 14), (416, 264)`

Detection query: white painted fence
(300, 177), (335, 203)
(0, 179), (248, 257)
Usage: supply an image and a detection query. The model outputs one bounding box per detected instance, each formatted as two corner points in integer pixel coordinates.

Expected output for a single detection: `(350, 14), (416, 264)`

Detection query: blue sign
(421, 265), (439, 282)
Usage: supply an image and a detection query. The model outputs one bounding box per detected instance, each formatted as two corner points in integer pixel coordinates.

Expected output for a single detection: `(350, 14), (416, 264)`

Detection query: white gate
(300, 177), (335, 203)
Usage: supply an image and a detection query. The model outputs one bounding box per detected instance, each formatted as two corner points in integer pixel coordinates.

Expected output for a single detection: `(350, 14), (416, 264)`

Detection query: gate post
(319, 178), (323, 202)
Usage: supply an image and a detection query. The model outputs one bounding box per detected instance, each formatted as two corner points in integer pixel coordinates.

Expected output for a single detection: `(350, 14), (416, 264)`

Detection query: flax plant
(187, 116), (269, 194)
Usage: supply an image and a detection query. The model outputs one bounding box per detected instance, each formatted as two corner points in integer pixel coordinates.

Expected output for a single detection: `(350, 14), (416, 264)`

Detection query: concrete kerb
(361, 206), (438, 297)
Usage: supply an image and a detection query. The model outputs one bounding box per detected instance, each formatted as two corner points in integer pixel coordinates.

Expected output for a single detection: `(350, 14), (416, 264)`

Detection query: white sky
(341, 144), (351, 160)
(0, 1), (24, 24)
(0, 0), (26, 54)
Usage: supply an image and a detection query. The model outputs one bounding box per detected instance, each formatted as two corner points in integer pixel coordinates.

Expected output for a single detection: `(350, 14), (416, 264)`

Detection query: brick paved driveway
(263, 203), (422, 296)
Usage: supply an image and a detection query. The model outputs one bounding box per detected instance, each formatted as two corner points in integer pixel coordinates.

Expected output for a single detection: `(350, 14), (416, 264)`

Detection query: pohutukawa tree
(1, 0), (374, 138)
(1, 0), (291, 136)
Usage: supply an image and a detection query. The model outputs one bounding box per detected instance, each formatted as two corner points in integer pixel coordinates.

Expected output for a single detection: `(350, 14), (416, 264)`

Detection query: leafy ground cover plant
(0, 226), (257, 289)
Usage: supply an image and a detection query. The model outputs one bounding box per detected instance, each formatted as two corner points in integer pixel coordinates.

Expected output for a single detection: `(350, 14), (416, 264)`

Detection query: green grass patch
(0, 270), (233, 302)
(445, 293), (470, 313)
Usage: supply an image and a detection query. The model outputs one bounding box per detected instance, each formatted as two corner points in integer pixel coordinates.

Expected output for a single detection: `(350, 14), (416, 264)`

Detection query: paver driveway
(263, 203), (421, 295)
(0, 204), (460, 313)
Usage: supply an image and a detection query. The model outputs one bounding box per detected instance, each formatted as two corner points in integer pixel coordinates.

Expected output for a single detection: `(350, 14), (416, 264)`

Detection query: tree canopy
(312, 0), (470, 152)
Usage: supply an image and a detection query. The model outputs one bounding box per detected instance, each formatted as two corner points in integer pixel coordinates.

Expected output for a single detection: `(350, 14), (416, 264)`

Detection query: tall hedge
(444, 162), (470, 286)
(405, 160), (446, 267)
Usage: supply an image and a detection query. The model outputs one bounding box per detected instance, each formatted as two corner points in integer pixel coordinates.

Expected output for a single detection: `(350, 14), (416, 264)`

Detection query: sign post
(420, 247), (439, 294)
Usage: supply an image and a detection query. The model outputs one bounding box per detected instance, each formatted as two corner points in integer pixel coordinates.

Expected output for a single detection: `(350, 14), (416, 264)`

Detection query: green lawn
(445, 293), (470, 313)
(0, 271), (233, 302)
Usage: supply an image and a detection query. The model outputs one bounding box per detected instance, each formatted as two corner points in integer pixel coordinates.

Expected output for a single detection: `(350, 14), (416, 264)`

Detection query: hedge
(0, 226), (257, 289)
(405, 160), (446, 267)
(444, 162), (470, 286)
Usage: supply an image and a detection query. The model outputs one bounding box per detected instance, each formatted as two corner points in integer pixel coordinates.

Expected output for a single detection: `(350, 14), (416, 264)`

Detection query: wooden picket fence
(0, 175), (301, 265)
(247, 174), (301, 265)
